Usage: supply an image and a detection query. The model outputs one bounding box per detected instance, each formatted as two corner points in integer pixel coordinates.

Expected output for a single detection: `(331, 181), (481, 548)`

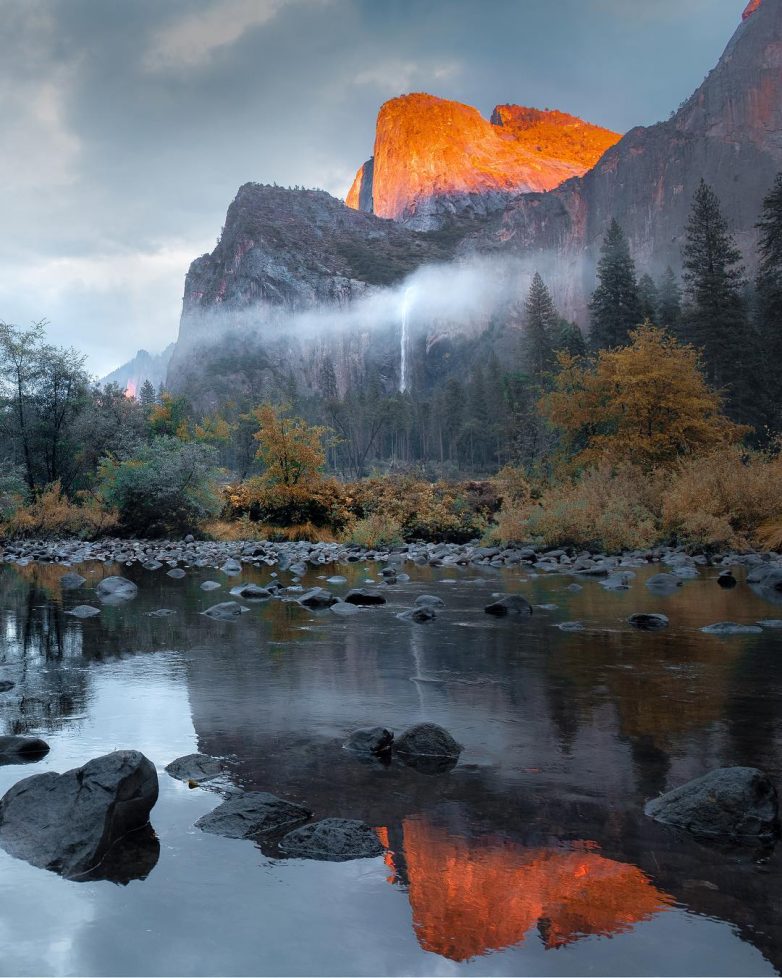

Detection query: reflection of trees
(378, 817), (671, 962)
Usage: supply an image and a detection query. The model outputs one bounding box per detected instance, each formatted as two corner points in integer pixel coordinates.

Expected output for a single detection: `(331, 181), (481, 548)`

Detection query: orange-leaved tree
(540, 323), (747, 469)
(251, 403), (330, 486)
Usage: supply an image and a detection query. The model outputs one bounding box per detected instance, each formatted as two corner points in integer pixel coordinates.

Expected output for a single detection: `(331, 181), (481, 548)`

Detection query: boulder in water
(344, 727), (393, 756)
(628, 613), (669, 631)
(344, 589), (387, 606)
(165, 753), (225, 784)
(700, 622), (763, 635)
(395, 722), (462, 759)
(66, 605), (101, 619)
(299, 588), (338, 609)
(201, 601), (249, 621)
(60, 572), (86, 590)
(95, 576), (138, 601)
(645, 767), (779, 844)
(645, 573), (683, 594)
(279, 818), (384, 861)
(195, 792), (311, 839)
(0, 736), (50, 764)
(484, 594), (533, 617)
(0, 750), (158, 880)
(415, 594), (445, 609)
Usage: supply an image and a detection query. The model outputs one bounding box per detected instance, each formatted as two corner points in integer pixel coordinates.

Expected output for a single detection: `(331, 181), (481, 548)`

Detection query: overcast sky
(0, 0), (746, 375)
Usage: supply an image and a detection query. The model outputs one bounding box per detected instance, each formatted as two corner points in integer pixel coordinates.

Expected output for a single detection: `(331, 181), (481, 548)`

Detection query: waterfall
(399, 287), (412, 393)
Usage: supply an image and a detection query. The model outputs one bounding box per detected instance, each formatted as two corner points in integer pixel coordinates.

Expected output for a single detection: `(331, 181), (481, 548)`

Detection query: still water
(0, 555), (780, 976)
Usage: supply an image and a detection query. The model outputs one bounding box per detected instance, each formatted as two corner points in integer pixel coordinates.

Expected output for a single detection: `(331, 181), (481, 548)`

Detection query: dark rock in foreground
(645, 767), (779, 845)
(0, 750), (158, 880)
(165, 753), (225, 784)
(628, 613), (669, 631)
(484, 594), (533, 617)
(279, 818), (384, 861)
(0, 736), (50, 764)
(717, 572), (737, 589)
(344, 727), (393, 756)
(344, 589), (387, 606)
(195, 791), (311, 839)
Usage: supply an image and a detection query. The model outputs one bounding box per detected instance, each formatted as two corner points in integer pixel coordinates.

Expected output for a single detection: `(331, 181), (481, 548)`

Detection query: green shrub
(98, 437), (221, 537)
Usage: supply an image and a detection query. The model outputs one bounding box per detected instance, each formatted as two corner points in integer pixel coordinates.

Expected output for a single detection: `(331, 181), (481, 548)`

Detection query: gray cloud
(0, 0), (745, 375)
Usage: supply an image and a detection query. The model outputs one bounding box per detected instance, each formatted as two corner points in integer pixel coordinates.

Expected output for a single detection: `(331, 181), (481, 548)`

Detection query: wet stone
(66, 605), (101, 618)
(279, 818), (384, 862)
(628, 613), (669, 631)
(201, 601), (249, 621)
(165, 753), (225, 784)
(195, 792), (311, 839)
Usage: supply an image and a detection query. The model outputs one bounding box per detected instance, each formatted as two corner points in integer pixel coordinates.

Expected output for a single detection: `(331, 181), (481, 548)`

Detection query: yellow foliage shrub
(661, 446), (782, 550)
(343, 514), (404, 550)
(2, 482), (118, 539)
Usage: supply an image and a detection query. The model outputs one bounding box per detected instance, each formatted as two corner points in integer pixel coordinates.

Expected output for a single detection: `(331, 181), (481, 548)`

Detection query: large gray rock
(0, 750), (158, 879)
(201, 601), (249, 621)
(645, 767), (779, 845)
(344, 727), (393, 756)
(165, 753), (225, 784)
(195, 792), (311, 839)
(95, 576), (138, 601)
(279, 818), (384, 861)
(645, 573), (683, 594)
(415, 594), (445, 609)
(220, 558), (242, 576)
(299, 588), (338, 609)
(484, 594), (533, 617)
(230, 583), (272, 600)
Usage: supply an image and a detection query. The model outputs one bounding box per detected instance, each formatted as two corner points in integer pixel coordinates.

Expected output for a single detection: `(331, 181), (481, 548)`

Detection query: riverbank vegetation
(1, 177), (782, 552)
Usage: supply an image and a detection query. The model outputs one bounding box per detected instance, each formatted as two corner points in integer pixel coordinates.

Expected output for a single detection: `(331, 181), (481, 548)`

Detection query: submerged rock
(758, 619), (782, 628)
(66, 605), (101, 619)
(201, 601), (249, 621)
(147, 608), (177, 618)
(628, 613), (669, 631)
(397, 606), (436, 623)
(195, 792), (311, 839)
(330, 601), (360, 617)
(484, 594), (533, 617)
(0, 750), (158, 880)
(279, 818), (384, 861)
(344, 727), (393, 756)
(557, 621), (585, 632)
(415, 594), (445, 609)
(60, 572), (86, 590)
(165, 753), (225, 784)
(0, 736), (50, 763)
(700, 622), (763, 635)
(645, 573), (683, 594)
(645, 767), (779, 845)
(344, 589), (387, 606)
(200, 580), (221, 591)
(166, 568), (186, 579)
(95, 576), (138, 600)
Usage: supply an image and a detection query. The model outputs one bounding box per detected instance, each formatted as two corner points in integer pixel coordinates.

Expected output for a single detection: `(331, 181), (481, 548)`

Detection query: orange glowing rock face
(124, 380), (137, 400)
(743, 0), (763, 19)
(346, 93), (621, 222)
(393, 819), (672, 962)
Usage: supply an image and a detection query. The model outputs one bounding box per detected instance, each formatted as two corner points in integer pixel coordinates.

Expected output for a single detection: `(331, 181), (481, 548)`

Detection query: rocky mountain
(345, 93), (619, 230)
(464, 0), (782, 316)
(102, 343), (174, 396)
(168, 0), (782, 399)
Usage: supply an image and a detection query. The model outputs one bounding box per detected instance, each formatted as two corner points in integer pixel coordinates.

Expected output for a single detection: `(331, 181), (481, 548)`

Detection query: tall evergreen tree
(657, 266), (682, 331)
(755, 172), (782, 377)
(524, 272), (558, 378)
(588, 219), (642, 349)
(681, 179), (757, 418)
(139, 379), (156, 408)
(637, 273), (659, 324)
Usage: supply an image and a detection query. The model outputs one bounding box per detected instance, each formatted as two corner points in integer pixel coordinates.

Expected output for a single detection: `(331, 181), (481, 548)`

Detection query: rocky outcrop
(466, 0), (782, 317)
(345, 94), (619, 229)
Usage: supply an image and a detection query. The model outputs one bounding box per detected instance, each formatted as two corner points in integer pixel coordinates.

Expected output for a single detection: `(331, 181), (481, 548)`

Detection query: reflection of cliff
(385, 819), (671, 962)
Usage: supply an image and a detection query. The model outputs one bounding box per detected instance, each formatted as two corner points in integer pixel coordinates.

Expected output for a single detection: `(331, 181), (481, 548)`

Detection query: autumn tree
(148, 391), (191, 440)
(588, 219), (642, 349)
(251, 403), (329, 486)
(541, 324), (746, 469)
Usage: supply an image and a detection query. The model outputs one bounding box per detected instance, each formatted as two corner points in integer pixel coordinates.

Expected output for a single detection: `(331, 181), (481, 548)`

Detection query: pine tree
(681, 179), (757, 418)
(588, 219), (642, 349)
(755, 172), (782, 395)
(139, 379), (156, 408)
(657, 267), (682, 331)
(556, 320), (587, 358)
(637, 274), (659, 324)
(524, 272), (559, 378)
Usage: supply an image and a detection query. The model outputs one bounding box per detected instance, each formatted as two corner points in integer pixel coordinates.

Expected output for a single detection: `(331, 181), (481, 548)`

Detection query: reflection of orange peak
(397, 819), (672, 962)
(345, 93), (621, 222)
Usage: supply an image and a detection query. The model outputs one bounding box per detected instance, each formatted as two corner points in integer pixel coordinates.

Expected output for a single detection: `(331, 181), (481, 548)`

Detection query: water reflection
(379, 818), (673, 961)
(0, 557), (780, 974)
